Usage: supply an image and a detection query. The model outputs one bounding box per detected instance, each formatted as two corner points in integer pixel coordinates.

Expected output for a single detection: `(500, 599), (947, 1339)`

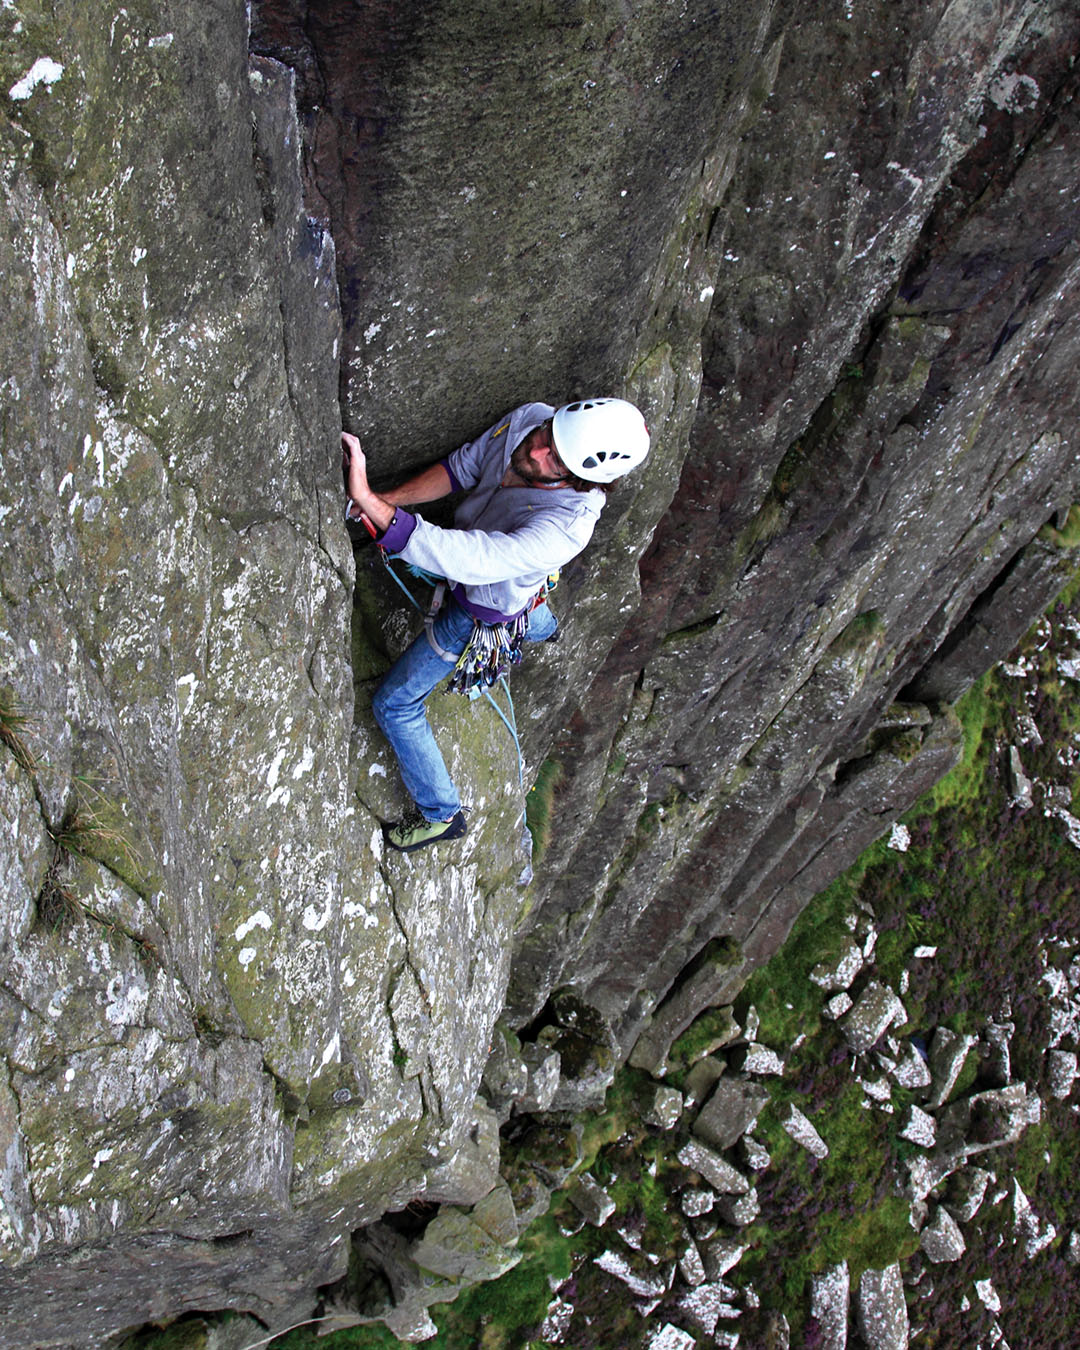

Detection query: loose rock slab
(857, 1263), (909, 1350)
(920, 1205), (966, 1263)
(841, 982), (907, 1054)
(779, 1102), (829, 1158)
(693, 1076), (771, 1151)
(810, 1261), (850, 1348)
(677, 1139), (751, 1195)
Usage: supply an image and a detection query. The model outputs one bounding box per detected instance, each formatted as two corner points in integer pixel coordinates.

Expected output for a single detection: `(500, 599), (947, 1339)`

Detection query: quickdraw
(447, 609), (530, 699)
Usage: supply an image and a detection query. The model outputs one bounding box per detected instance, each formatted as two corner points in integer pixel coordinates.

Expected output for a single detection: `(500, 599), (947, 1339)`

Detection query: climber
(342, 398), (650, 853)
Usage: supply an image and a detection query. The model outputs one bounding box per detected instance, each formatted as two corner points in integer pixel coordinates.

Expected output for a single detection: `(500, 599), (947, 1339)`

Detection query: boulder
(409, 1180), (520, 1283)
(420, 1098), (501, 1206)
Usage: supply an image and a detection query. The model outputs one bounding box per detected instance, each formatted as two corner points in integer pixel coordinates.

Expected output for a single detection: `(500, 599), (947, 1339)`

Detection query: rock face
(1, 0), (1078, 1342)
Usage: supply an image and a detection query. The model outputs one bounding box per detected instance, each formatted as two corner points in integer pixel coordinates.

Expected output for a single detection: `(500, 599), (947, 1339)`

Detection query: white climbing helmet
(551, 398), (650, 484)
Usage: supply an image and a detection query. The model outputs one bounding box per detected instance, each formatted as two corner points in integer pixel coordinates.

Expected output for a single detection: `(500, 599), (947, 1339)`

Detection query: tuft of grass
(525, 759), (563, 864)
(49, 799), (143, 878)
(0, 689), (38, 774)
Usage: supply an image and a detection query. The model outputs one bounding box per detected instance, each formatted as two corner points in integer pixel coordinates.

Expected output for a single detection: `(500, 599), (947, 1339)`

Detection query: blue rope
(380, 553), (426, 613)
(483, 678), (525, 798)
(375, 550), (527, 799)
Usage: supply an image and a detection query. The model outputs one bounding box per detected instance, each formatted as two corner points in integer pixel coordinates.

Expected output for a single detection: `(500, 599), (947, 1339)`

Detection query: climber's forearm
(382, 462), (453, 507)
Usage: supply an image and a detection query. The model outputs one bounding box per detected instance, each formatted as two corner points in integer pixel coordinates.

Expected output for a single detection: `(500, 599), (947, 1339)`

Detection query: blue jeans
(372, 599), (557, 821)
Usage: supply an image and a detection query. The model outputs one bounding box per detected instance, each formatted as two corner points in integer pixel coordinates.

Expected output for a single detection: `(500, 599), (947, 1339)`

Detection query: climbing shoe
(384, 807), (468, 853)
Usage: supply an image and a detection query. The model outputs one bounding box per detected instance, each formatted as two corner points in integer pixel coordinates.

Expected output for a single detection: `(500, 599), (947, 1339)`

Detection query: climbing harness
(358, 525), (534, 797)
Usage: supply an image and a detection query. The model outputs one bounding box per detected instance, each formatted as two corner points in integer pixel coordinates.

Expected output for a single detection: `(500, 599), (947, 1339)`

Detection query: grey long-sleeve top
(378, 402), (605, 622)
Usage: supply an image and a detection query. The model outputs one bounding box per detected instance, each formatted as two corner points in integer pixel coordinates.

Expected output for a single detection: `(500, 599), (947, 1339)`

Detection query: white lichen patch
(988, 72), (1040, 114)
(235, 911), (272, 942)
(9, 57), (64, 101)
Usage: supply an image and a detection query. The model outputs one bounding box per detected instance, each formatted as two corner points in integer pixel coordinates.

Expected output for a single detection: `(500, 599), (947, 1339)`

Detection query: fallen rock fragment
(593, 1247), (670, 1300)
(810, 939), (865, 990)
(644, 1323), (696, 1350)
(677, 1235), (707, 1287)
(682, 1055), (727, 1110)
(567, 1174), (615, 1227)
(898, 1104), (936, 1148)
(677, 1139), (751, 1194)
(700, 1236), (746, 1281)
(1047, 1048), (1077, 1098)
(538, 1294), (574, 1344)
(644, 1083), (685, 1129)
(890, 1040), (932, 1089)
(945, 1166), (992, 1223)
(920, 1205), (966, 1263)
(1006, 745), (1034, 809)
(713, 1187), (760, 1226)
(693, 1075), (770, 1151)
(925, 1028), (976, 1108)
(740, 1042), (785, 1075)
(739, 1133), (771, 1171)
(680, 1186), (716, 1217)
(676, 1280), (740, 1335)
(809, 1260), (849, 1348)
(1013, 1180), (1057, 1257)
(856, 1263), (909, 1350)
(841, 982), (907, 1054)
(824, 992), (854, 1020)
(779, 1102), (829, 1158)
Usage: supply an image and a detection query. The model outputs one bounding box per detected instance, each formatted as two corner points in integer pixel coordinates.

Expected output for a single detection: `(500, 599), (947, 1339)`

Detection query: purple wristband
(379, 508), (417, 553)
